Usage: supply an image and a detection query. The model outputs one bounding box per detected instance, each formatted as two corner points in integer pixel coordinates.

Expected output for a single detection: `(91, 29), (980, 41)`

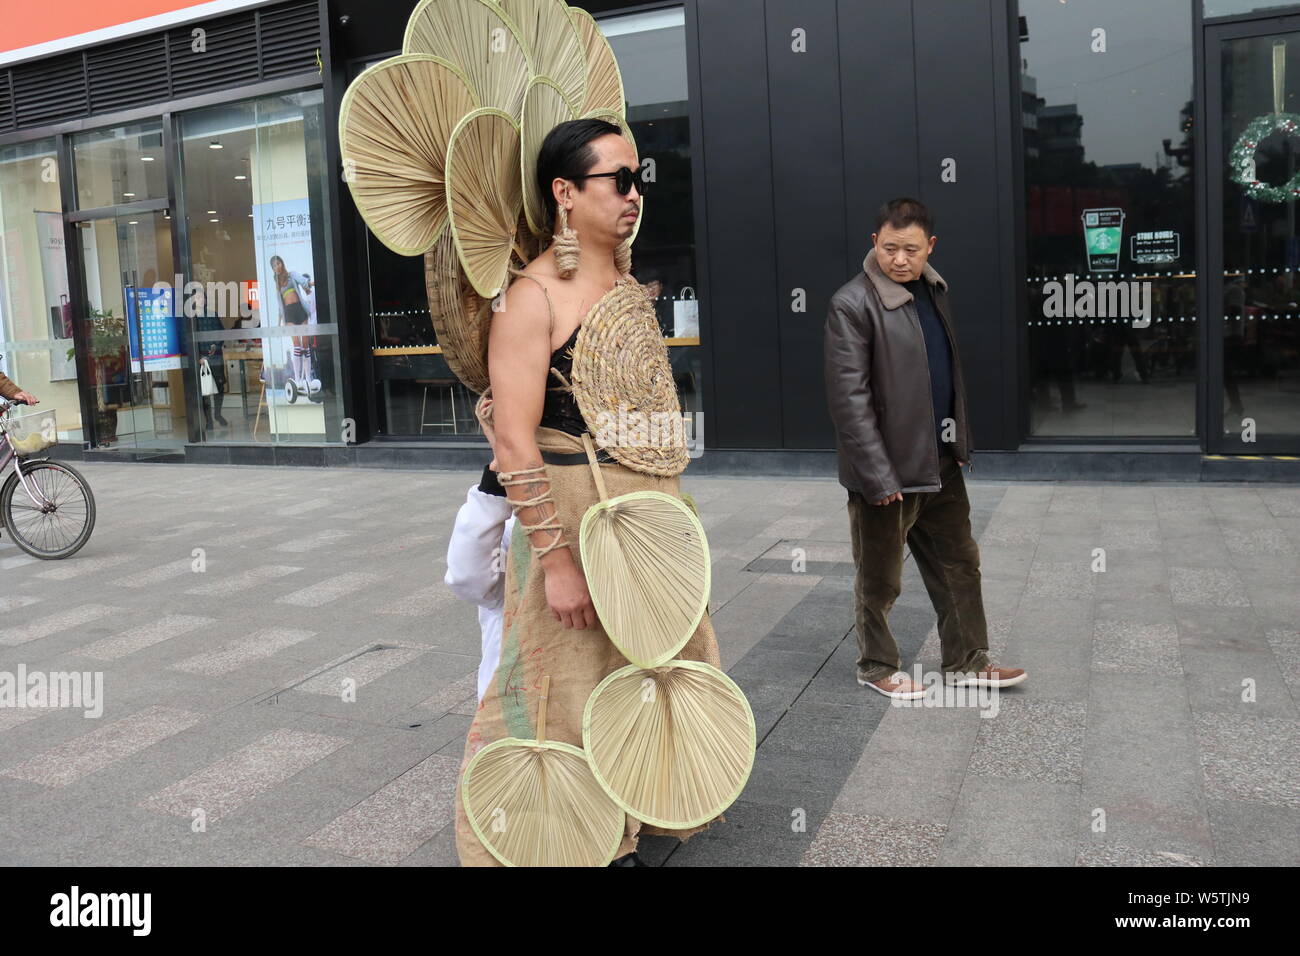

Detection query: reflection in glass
(1205, 1), (1300, 18)
(605, 7), (703, 426)
(1020, 0), (1196, 437)
(180, 90), (344, 443)
(0, 139), (84, 442)
(1220, 32), (1300, 440)
(76, 211), (183, 448)
(72, 122), (169, 210)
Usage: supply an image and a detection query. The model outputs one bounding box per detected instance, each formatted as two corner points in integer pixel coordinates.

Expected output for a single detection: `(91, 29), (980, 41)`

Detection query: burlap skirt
(453, 426), (722, 866)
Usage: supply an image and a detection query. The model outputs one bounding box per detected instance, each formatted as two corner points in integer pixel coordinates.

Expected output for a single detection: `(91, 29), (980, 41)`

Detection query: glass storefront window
(1020, 0), (1197, 438)
(72, 122), (168, 210)
(360, 4), (702, 441)
(179, 89), (344, 443)
(0, 138), (84, 442)
(74, 209), (183, 449)
(1217, 30), (1300, 441)
(605, 6), (703, 433)
(1206, 1), (1300, 18)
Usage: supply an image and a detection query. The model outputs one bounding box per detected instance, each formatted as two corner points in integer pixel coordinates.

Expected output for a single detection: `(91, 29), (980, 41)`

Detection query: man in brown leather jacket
(824, 198), (1025, 699)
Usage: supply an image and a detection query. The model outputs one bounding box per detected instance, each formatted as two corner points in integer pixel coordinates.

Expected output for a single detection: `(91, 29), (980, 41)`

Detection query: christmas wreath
(1230, 112), (1300, 203)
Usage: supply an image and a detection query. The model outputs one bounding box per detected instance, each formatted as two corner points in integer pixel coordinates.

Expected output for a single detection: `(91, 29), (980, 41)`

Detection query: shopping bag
(199, 358), (217, 397)
(53, 293), (73, 338)
(673, 287), (699, 338)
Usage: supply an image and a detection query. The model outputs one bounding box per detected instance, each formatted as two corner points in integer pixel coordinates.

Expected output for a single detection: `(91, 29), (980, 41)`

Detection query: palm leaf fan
(576, 433), (704, 667)
(403, 0), (533, 118)
(580, 490), (709, 667)
(567, 5), (625, 115)
(446, 107), (525, 298)
(464, 676), (626, 866)
(497, 0), (587, 110)
(582, 661), (756, 830)
(424, 229), (493, 393)
(338, 54), (478, 256)
(521, 76), (578, 238)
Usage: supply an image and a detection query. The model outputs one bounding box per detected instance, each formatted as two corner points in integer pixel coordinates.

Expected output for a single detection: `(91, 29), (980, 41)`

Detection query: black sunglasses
(571, 166), (643, 195)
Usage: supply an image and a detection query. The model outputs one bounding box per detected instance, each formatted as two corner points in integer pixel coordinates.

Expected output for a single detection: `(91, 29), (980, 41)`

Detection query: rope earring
(553, 202), (580, 279)
(614, 240), (631, 276)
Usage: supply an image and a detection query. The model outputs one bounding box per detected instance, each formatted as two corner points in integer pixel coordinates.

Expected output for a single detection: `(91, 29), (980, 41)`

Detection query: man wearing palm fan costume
(453, 118), (731, 866)
(335, 0), (751, 867)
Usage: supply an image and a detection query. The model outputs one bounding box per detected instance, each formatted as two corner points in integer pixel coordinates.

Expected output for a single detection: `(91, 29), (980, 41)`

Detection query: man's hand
(542, 553), (598, 629)
(12, 390), (38, 405)
(872, 491), (902, 506)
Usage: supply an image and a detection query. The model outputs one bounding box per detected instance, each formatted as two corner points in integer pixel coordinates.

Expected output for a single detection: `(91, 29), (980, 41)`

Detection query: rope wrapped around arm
(496, 464), (570, 560)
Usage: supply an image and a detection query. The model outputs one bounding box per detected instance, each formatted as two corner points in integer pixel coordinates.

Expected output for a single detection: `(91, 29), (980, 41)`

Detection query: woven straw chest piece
(570, 279), (689, 477)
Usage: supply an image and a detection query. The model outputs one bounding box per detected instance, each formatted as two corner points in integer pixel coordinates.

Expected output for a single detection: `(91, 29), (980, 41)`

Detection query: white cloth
(444, 484), (514, 702)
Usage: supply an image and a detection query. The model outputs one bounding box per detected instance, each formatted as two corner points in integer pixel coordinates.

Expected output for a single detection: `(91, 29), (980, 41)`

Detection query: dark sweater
(903, 278), (954, 453)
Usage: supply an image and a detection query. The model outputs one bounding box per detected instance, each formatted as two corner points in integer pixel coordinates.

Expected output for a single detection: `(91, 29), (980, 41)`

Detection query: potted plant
(68, 307), (128, 445)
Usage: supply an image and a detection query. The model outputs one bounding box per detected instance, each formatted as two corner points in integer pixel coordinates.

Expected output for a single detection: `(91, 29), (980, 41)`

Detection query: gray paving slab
(1205, 799), (1300, 866)
(937, 776), (1080, 866)
(802, 811), (947, 866)
(1194, 712), (1300, 809)
(0, 460), (1294, 867)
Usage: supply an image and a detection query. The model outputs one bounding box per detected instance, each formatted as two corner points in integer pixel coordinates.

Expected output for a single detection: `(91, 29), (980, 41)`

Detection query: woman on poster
(270, 255), (319, 403)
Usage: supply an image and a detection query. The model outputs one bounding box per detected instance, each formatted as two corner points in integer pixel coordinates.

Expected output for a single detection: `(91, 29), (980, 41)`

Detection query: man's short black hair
(875, 197), (934, 238)
(535, 117), (624, 234)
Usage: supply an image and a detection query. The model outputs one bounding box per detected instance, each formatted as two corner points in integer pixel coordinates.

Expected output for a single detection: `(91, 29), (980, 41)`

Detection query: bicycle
(0, 399), (96, 559)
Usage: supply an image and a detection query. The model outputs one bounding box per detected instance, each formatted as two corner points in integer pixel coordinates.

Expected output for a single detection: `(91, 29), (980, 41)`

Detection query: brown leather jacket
(823, 248), (974, 501)
(0, 369), (20, 400)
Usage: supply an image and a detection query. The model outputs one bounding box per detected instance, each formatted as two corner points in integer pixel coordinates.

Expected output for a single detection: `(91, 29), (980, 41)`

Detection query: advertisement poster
(35, 211), (77, 381)
(125, 285), (181, 371)
(1081, 207), (1125, 272)
(251, 197), (318, 404)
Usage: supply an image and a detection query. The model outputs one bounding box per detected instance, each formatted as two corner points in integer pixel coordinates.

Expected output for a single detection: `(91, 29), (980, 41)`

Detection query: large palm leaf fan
(403, 0), (534, 117)
(337, 54), (478, 256)
(577, 433), (707, 668)
(464, 676), (627, 866)
(582, 661), (756, 830)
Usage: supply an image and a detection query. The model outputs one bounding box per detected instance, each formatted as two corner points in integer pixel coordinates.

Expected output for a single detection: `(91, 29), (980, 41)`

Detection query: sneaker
(858, 671), (925, 700)
(945, 664), (1027, 688)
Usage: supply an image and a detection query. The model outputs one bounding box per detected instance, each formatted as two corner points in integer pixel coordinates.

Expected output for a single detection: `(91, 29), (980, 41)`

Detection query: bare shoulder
(490, 272), (552, 347)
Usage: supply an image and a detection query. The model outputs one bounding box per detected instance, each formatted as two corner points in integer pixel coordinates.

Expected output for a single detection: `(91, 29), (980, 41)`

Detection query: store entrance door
(1207, 17), (1300, 454)
(75, 208), (187, 450)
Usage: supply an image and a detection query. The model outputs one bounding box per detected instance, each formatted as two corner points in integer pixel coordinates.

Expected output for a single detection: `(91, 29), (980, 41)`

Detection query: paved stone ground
(0, 462), (1296, 866)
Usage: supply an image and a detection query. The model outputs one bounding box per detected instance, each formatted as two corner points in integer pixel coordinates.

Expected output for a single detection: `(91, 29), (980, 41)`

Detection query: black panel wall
(695, 0), (1020, 452)
(913, 0), (1012, 453)
(693, 0), (784, 448)
(766, 0), (845, 450)
(838, 0), (920, 281)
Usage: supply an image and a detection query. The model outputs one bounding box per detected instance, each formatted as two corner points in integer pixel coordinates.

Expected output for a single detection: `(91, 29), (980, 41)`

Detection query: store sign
(1, 1), (265, 58)
(126, 286), (181, 371)
(1081, 207), (1125, 272)
(1130, 230), (1181, 264)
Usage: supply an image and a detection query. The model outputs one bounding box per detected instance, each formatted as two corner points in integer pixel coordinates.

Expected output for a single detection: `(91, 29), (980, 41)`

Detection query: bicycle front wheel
(1, 459), (97, 559)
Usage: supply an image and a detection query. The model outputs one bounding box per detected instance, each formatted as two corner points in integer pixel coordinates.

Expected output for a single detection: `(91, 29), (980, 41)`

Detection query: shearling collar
(863, 247), (948, 310)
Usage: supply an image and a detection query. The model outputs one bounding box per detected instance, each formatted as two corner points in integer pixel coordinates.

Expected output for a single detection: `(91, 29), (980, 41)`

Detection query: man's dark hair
(875, 197), (934, 238)
(536, 117), (623, 233)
